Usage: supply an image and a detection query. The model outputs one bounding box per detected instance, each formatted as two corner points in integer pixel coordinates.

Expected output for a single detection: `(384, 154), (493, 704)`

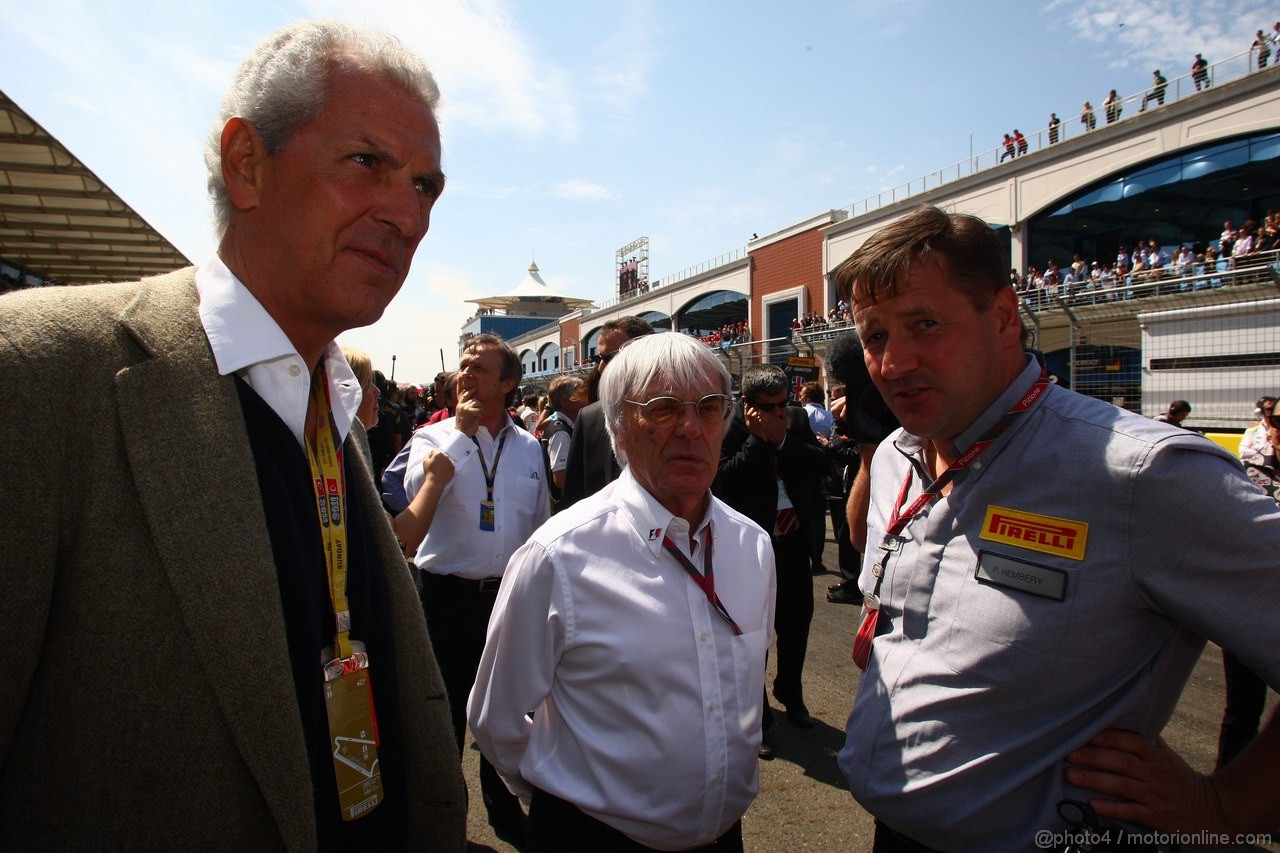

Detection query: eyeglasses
(591, 350), (618, 367)
(747, 399), (789, 412)
(625, 394), (732, 427)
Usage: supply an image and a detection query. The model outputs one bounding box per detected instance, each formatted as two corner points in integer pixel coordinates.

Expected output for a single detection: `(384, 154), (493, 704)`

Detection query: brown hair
(831, 205), (1011, 312)
(463, 334), (523, 407)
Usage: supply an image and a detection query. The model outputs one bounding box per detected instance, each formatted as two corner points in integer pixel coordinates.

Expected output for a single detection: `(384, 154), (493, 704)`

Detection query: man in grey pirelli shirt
(834, 205), (1279, 852)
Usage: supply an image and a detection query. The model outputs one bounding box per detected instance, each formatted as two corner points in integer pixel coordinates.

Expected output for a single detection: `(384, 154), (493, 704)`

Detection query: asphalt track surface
(462, 525), (1279, 852)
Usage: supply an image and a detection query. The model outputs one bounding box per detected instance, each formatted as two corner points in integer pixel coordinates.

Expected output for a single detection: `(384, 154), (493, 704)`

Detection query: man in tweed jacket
(0, 21), (465, 850)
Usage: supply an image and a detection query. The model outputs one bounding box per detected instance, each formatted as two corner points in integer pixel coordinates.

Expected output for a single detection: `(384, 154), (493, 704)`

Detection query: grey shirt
(839, 356), (1280, 851)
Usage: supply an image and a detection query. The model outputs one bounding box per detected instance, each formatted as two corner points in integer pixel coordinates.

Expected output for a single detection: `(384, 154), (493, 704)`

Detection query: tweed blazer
(0, 268), (466, 850)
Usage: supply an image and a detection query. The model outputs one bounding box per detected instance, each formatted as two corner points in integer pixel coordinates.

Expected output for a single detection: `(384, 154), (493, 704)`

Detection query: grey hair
(547, 375), (583, 412)
(600, 332), (732, 465)
(740, 364), (789, 401)
(205, 19), (441, 237)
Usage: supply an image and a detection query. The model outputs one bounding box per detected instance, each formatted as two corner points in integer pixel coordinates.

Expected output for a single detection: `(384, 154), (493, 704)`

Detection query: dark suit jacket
(560, 400), (619, 509)
(0, 269), (466, 850)
(715, 403), (830, 560)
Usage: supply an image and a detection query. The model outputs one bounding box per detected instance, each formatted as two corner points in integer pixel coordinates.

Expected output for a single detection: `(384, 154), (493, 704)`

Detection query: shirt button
(972, 460), (982, 470)
(700, 633), (709, 643)
(289, 364), (301, 377)
(712, 773), (723, 783)
(708, 702), (718, 712)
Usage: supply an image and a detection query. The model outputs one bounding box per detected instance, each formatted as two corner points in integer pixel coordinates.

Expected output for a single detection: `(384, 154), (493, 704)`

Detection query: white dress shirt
(404, 415), (550, 579)
(468, 466), (775, 851)
(195, 254), (360, 448)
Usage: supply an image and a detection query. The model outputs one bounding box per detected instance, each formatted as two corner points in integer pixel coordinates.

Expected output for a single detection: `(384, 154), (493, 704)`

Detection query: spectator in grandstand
(1221, 219), (1238, 257)
(1154, 399), (1193, 427)
(1175, 245), (1197, 277)
(1081, 100), (1097, 131)
(1104, 88), (1122, 124)
(1140, 70), (1168, 111)
(1013, 129), (1028, 156)
(1192, 53), (1211, 90)
(1253, 29), (1272, 69)
(1048, 112), (1061, 144)
(1233, 221), (1258, 265)
(1146, 238), (1168, 269)
(1000, 132), (1015, 162)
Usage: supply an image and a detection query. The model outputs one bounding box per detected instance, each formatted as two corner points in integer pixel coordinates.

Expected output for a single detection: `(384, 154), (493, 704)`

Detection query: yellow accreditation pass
(323, 653), (383, 821)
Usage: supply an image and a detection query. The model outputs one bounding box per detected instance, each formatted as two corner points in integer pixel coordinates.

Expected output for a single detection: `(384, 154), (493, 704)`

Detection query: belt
(422, 572), (503, 592)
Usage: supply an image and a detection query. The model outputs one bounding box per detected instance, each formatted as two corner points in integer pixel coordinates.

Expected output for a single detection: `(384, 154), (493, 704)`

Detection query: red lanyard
(852, 367), (1050, 671)
(662, 528), (743, 636)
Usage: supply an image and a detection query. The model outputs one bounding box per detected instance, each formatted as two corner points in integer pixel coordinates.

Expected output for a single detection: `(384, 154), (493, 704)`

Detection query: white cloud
(1044, 0), (1272, 71)
(300, 0), (581, 142)
(52, 93), (102, 115)
(552, 179), (613, 200)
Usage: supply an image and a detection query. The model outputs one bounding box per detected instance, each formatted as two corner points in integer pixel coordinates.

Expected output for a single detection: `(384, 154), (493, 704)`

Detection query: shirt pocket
(941, 554), (1083, 690)
(731, 627), (771, 732)
(510, 475), (544, 528)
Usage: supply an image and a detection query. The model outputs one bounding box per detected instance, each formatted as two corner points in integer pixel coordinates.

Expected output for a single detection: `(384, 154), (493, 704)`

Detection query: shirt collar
(195, 253), (297, 376)
(194, 254), (359, 445)
(612, 466), (714, 558)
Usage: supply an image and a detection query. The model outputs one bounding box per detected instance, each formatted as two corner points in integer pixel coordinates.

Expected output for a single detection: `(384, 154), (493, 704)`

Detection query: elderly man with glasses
(469, 332), (775, 852)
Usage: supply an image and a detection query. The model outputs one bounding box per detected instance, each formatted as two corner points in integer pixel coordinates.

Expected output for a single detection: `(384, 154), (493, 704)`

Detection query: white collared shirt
(195, 255), (359, 448)
(468, 466), (775, 851)
(404, 414), (550, 579)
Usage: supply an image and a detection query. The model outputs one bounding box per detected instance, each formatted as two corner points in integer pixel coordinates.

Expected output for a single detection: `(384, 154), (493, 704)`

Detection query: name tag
(975, 551), (1067, 601)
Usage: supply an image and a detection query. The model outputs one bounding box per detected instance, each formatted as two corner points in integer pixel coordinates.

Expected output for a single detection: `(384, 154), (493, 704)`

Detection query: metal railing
(582, 247), (747, 318)
(1018, 250), (1280, 313)
(836, 48), (1270, 221)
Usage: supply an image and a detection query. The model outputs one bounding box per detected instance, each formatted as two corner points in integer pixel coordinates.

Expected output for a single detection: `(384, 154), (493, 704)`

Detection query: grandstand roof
(465, 260), (594, 312)
(0, 89), (190, 284)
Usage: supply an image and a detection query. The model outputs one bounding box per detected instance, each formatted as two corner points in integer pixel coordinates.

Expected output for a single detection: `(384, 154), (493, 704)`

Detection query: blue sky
(1, 0), (1272, 381)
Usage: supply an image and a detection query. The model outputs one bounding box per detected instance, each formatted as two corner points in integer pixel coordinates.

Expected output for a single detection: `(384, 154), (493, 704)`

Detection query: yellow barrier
(1204, 432), (1241, 455)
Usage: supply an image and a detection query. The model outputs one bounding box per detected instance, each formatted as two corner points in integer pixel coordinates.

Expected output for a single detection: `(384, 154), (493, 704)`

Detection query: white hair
(599, 332), (732, 464)
(204, 19), (440, 237)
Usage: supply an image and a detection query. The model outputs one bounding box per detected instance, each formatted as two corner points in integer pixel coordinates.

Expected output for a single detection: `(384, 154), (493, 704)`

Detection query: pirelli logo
(980, 505), (1088, 561)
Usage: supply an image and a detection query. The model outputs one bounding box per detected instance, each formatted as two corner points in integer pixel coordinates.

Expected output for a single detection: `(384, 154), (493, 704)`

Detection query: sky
(0, 0), (1273, 383)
